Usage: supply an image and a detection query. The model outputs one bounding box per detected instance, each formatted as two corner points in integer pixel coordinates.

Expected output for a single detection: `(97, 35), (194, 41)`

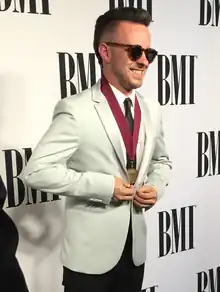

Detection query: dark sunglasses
(106, 42), (158, 63)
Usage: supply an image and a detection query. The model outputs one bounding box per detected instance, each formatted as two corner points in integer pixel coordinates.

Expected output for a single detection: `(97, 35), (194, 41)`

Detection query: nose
(137, 51), (149, 67)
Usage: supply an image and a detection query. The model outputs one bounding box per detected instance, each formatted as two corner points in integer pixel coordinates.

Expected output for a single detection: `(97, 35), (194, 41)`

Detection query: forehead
(113, 21), (151, 47)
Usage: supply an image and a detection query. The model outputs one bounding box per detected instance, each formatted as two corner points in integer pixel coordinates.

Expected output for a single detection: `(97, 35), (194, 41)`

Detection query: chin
(129, 80), (143, 90)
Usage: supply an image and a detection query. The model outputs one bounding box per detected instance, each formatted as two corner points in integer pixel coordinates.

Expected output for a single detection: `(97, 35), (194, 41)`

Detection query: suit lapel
(91, 81), (155, 184)
(135, 95), (155, 186)
(92, 81), (127, 177)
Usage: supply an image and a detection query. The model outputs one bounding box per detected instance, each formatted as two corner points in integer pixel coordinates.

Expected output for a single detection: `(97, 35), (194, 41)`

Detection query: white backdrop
(1, 0), (220, 291)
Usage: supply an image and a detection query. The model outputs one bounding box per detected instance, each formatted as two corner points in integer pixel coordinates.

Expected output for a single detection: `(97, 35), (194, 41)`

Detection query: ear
(98, 43), (111, 64)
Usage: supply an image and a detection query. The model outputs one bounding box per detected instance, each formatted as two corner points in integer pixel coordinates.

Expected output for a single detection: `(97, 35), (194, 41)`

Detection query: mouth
(130, 69), (145, 78)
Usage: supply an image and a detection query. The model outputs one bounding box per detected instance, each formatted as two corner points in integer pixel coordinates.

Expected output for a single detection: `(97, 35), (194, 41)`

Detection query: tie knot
(124, 97), (133, 110)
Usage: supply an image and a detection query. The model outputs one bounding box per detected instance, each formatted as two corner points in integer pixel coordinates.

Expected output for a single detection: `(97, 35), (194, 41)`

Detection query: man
(23, 7), (172, 292)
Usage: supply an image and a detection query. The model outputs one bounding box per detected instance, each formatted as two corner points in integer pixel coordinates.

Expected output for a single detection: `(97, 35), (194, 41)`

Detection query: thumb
(123, 182), (132, 188)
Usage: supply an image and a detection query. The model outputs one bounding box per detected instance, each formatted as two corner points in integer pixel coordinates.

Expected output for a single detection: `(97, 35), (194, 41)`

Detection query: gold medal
(127, 168), (138, 185)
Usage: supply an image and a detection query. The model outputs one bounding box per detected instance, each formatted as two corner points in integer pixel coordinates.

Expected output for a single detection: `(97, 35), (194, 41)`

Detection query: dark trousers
(62, 222), (145, 292)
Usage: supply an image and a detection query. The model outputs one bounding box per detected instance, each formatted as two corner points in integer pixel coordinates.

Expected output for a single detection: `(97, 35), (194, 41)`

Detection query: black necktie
(124, 97), (134, 134)
(124, 97), (136, 169)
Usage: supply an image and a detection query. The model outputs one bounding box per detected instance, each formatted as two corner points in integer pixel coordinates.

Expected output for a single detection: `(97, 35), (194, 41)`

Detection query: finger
(122, 187), (135, 195)
(137, 187), (149, 193)
(137, 185), (152, 193)
(137, 185), (157, 194)
(136, 188), (149, 196)
(134, 195), (156, 205)
(134, 196), (147, 205)
(118, 190), (134, 200)
(136, 191), (156, 200)
(123, 182), (133, 188)
(118, 195), (133, 201)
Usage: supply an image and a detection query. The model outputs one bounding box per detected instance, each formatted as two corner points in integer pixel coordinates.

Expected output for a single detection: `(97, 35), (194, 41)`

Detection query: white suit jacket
(23, 79), (172, 274)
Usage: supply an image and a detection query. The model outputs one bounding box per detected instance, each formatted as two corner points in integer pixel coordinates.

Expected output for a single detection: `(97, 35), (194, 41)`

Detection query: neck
(102, 70), (132, 96)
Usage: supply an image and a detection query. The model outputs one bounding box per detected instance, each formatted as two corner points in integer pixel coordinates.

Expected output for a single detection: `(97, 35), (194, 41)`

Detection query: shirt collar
(109, 83), (136, 107)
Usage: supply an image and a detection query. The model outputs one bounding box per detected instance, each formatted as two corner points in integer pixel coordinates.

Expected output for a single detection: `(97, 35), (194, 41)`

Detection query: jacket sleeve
(23, 98), (114, 205)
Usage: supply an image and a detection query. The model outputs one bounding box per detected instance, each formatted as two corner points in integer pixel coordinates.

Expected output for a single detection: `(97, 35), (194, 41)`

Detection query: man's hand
(134, 185), (157, 208)
(113, 177), (134, 201)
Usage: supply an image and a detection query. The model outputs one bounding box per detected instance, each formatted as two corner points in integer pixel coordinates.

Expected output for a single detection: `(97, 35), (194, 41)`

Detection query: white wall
(0, 0), (220, 291)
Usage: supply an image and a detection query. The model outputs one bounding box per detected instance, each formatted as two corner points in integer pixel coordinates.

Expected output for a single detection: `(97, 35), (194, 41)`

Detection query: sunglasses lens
(130, 46), (143, 61)
(129, 46), (158, 63)
(146, 49), (157, 63)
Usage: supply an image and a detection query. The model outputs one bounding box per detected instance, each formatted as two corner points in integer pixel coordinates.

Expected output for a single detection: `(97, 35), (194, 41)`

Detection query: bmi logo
(197, 266), (220, 292)
(0, 0), (51, 15)
(158, 54), (197, 106)
(199, 0), (220, 26)
(2, 148), (60, 208)
(197, 130), (220, 177)
(109, 0), (153, 20)
(58, 52), (100, 99)
(158, 205), (196, 257)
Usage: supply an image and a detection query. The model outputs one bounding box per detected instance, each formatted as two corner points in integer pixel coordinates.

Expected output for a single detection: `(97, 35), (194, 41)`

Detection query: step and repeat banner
(0, 0), (220, 291)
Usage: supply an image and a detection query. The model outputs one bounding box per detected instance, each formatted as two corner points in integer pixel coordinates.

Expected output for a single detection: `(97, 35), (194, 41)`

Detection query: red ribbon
(101, 76), (141, 165)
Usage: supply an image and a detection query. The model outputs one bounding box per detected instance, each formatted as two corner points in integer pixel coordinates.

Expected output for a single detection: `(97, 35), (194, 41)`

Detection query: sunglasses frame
(105, 42), (158, 63)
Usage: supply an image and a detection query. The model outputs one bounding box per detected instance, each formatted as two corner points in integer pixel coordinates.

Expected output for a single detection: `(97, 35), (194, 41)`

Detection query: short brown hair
(93, 7), (152, 65)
